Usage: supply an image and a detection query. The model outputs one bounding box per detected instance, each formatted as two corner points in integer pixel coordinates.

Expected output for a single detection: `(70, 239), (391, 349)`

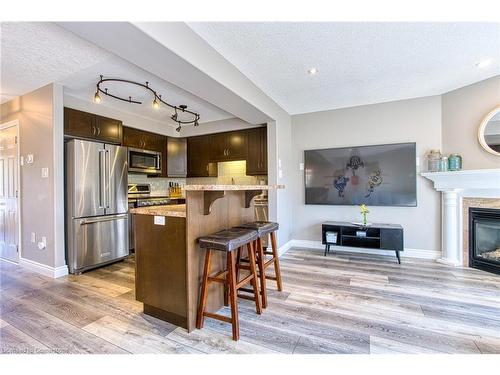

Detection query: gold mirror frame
(478, 106), (500, 156)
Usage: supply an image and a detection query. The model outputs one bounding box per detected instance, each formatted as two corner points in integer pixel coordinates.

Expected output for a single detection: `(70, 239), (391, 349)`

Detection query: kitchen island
(131, 185), (284, 331)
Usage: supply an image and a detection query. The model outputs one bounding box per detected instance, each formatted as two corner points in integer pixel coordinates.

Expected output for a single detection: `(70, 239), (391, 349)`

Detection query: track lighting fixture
(94, 75), (201, 132)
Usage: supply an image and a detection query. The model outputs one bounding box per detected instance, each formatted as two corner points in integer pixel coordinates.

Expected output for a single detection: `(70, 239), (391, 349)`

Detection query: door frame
(0, 119), (21, 263)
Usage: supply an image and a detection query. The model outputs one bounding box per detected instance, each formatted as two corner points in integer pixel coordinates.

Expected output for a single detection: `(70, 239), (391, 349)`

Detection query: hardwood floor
(1, 248), (500, 354)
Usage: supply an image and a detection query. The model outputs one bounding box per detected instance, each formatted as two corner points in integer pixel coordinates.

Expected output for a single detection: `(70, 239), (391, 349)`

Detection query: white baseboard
(278, 240), (294, 257)
(19, 257), (69, 278)
(284, 239), (440, 260)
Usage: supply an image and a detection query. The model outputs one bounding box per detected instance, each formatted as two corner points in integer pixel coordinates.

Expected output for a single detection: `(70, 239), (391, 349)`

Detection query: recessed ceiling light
(476, 59), (493, 68)
(308, 67), (319, 75)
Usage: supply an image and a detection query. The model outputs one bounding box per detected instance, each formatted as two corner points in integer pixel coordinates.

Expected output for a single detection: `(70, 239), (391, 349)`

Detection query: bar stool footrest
(203, 312), (232, 324)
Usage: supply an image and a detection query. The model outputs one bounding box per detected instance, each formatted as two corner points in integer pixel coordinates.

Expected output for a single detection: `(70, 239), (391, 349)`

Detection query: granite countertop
(130, 204), (186, 218)
(184, 184), (285, 191)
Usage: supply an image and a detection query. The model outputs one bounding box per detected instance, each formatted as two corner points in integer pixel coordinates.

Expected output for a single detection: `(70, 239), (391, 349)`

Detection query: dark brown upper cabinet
(246, 127), (268, 175)
(209, 130), (247, 162)
(187, 135), (218, 177)
(64, 107), (123, 144)
(122, 126), (167, 177)
(122, 126), (165, 152)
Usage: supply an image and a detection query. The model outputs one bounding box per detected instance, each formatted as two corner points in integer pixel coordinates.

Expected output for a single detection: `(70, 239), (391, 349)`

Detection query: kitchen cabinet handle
(92, 125), (96, 136)
(97, 126), (101, 136)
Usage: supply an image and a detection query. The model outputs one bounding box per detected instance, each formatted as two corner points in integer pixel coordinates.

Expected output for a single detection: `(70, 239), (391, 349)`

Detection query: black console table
(321, 221), (404, 263)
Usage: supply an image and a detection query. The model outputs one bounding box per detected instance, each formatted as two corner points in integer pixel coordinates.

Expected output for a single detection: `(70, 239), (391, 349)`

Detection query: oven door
(128, 148), (161, 175)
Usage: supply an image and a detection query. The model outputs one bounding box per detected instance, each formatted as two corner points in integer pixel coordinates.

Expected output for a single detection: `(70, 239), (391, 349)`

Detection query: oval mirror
(478, 106), (500, 156)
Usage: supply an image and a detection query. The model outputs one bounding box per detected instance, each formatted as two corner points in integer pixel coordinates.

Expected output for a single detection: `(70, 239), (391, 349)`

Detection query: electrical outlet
(41, 167), (49, 178)
(31, 232), (36, 243)
(37, 236), (47, 250)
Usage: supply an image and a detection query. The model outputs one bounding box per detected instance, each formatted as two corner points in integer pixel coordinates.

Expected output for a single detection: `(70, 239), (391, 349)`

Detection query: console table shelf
(322, 221), (404, 263)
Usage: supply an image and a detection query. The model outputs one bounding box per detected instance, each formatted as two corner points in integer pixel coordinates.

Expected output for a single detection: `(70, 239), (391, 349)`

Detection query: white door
(0, 123), (19, 262)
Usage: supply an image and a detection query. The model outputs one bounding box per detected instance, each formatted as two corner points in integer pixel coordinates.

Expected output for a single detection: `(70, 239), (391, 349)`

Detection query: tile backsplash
(128, 160), (267, 196)
(128, 174), (186, 196)
(187, 160), (267, 186)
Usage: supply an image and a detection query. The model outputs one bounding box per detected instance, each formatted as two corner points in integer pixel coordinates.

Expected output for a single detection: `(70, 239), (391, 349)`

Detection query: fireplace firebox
(469, 207), (500, 275)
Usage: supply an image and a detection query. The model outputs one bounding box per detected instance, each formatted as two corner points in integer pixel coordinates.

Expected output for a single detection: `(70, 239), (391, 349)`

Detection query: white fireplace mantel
(422, 169), (500, 266)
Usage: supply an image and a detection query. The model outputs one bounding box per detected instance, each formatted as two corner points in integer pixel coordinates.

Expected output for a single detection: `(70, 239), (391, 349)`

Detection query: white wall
(291, 96), (442, 254)
(442, 75), (500, 169)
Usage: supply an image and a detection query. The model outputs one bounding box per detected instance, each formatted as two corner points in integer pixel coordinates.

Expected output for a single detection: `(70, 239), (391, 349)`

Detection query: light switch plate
(278, 169), (283, 178)
(299, 163), (304, 171)
(31, 232), (36, 243)
(26, 154), (34, 164)
(154, 216), (166, 225)
(41, 167), (49, 178)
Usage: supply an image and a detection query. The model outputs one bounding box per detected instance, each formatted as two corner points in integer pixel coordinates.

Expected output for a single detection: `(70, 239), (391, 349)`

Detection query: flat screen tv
(304, 142), (417, 207)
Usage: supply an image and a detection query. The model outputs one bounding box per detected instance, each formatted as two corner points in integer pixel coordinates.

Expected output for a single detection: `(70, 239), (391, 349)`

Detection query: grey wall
(442, 75), (500, 169)
(291, 96), (442, 253)
(1, 83), (64, 268)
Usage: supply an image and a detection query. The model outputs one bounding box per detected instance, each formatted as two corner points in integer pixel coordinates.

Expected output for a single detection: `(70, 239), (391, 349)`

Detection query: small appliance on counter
(66, 139), (129, 274)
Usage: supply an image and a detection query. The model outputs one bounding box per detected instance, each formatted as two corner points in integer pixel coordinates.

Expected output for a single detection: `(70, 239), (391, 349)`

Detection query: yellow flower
(360, 204), (369, 214)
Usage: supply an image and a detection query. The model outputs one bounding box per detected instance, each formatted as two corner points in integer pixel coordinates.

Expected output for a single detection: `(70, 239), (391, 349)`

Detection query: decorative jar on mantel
(448, 153), (462, 171)
(426, 149), (442, 172)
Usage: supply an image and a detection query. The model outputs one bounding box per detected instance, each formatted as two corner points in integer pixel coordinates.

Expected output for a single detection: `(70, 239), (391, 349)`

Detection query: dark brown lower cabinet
(134, 214), (187, 328)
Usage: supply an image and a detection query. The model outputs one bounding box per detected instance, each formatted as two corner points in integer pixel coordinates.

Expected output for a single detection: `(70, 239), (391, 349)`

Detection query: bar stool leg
(247, 241), (262, 314)
(256, 238), (268, 308)
(196, 249), (212, 329)
(227, 250), (239, 341)
(226, 247), (241, 307)
(270, 231), (283, 291)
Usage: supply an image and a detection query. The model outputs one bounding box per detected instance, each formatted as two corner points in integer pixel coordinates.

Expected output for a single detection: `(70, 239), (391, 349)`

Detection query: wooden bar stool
(196, 227), (262, 341)
(236, 221), (282, 308)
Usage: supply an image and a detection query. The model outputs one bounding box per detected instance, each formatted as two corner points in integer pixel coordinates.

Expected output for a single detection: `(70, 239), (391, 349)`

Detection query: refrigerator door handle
(105, 149), (111, 209)
(98, 149), (106, 209)
(79, 214), (128, 225)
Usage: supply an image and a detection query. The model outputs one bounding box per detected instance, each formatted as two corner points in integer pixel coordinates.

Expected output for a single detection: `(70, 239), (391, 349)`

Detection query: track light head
(93, 91), (101, 104)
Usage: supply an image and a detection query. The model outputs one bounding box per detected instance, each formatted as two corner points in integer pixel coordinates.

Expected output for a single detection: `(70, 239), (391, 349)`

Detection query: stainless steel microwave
(128, 148), (162, 175)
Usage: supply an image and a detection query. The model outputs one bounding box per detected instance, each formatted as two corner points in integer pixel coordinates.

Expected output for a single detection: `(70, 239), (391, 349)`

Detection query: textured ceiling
(0, 22), (111, 103)
(188, 22), (500, 114)
(1, 22), (233, 125)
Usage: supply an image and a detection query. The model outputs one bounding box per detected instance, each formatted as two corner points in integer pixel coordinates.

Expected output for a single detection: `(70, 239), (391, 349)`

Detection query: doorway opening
(0, 120), (20, 263)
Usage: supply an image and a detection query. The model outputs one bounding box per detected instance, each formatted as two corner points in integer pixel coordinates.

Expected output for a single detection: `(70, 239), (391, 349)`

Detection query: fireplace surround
(469, 207), (500, 275)
(422, 169), (500, 266)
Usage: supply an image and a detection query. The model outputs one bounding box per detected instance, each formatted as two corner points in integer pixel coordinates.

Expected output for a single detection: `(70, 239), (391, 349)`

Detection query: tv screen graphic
(304, 142), (417, 207)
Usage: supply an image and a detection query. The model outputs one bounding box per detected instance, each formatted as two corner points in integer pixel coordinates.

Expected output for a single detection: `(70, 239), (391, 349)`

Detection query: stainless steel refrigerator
(66, 139), (129, 274)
